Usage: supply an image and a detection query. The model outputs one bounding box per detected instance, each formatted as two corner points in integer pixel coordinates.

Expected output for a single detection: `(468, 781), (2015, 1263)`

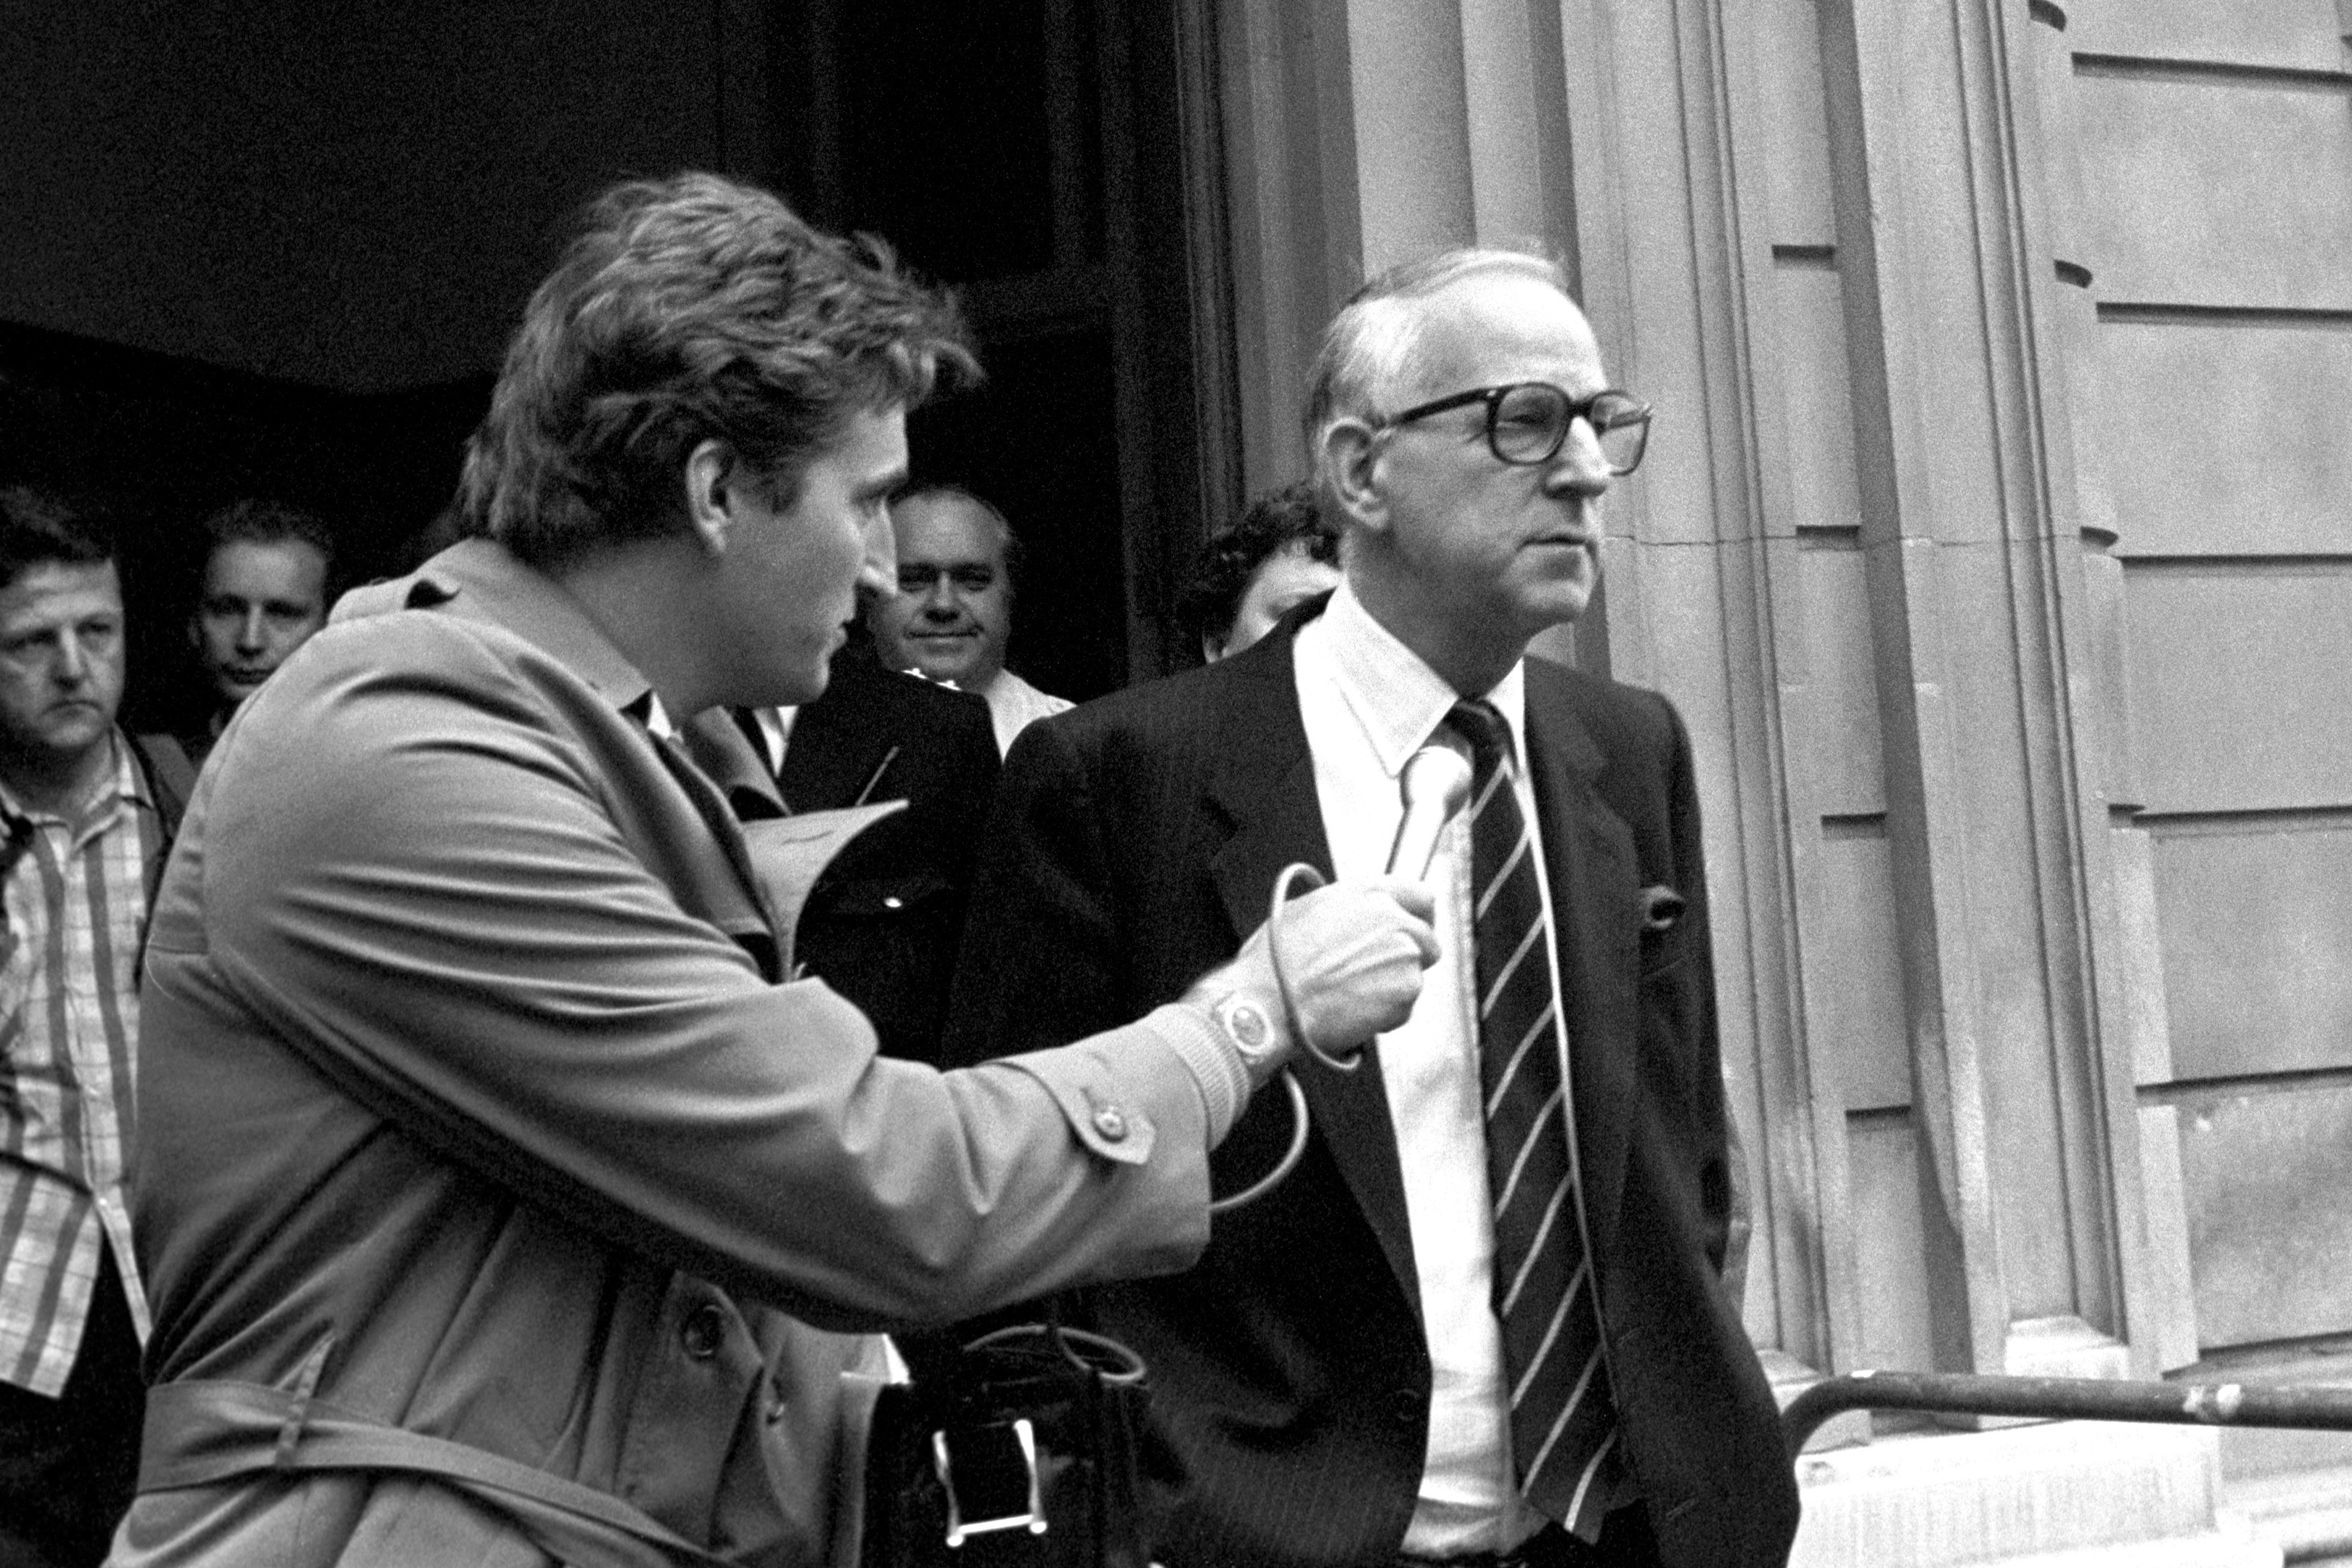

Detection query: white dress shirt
(1291, 583), (1572, 1556)
(749, 706), (797, 775)
(973, 669), (1074, 756)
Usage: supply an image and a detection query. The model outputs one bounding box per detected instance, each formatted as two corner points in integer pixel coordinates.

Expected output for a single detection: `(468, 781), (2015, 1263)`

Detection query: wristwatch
(1208, 989), (1283, 1071)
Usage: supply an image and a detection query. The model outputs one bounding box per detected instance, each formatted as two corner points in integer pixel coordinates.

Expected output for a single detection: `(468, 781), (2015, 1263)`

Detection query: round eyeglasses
(1381, 383), (1653, 475)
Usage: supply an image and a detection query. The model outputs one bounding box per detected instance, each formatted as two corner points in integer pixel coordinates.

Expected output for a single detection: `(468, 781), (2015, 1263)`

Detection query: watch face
(1220, 995), (1274, 1055)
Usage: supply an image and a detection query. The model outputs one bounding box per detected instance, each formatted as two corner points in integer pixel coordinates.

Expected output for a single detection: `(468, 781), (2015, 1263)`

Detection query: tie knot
(1447, 699), (1512, 772)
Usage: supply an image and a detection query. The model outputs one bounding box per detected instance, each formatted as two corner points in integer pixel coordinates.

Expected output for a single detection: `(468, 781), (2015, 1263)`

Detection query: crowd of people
(0, 168), (1794, 1568)
(0, 485), (350, 1561)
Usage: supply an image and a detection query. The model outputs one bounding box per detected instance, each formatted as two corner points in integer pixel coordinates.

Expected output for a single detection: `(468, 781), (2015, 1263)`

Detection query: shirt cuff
(1144, 1001), (1249, 1143)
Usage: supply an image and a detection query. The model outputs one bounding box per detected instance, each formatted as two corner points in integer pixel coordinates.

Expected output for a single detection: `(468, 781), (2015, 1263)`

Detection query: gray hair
(1302, 248), (1570, 492)
(892, 483), (1023, 579)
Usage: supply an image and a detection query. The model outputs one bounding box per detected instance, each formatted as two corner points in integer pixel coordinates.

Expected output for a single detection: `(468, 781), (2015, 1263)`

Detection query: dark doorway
(1, 0), (1236, 709)
(771, 0), (1238, 698)
(0, 321), (486, 731)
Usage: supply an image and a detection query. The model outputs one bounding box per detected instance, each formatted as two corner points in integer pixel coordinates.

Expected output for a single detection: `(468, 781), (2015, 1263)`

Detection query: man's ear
(1320, 421), (1388, 536)
(682, 439), (734, 558)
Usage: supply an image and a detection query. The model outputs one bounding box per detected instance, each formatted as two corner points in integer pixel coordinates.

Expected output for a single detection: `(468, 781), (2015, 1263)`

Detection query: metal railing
(1784, 1371), (2352, 1458)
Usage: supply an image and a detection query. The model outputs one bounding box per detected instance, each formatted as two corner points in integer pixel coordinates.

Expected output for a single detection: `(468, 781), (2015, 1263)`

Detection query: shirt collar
(0, 731), (145, 829)
(632, 691), (679, 741)
(1318, 581), (1527, 779)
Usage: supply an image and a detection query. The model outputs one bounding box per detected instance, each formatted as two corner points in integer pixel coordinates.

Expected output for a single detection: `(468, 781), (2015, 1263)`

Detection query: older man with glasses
(944, 249), (1797, 1568)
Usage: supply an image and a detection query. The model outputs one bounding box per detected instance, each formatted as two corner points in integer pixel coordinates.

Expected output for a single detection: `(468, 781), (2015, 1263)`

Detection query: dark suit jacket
(701, 640), (1000, 1063)
(942, 604), (1798, 1568)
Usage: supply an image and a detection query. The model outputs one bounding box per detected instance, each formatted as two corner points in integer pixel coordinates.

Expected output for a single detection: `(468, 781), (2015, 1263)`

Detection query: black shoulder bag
(862, 1320), (1151, 1568)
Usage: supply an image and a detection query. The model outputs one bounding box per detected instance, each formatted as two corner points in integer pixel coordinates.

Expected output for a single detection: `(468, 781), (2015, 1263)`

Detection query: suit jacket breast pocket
(1634, 882), (1689, 981)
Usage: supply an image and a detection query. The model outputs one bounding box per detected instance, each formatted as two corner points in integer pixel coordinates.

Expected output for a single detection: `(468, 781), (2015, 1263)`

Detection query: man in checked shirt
(0, 487), (168, 1568)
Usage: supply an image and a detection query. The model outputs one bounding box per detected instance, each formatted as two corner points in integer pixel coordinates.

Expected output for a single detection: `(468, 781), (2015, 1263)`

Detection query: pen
(852, 745), (901, 807)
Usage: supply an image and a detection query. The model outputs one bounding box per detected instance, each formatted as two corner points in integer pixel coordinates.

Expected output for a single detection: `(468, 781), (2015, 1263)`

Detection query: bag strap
(123, 731), (194, 921)
(962, 1322), (1146, 1388)
(141, 1376), (738, 1568)
(125, 731), (194, 841)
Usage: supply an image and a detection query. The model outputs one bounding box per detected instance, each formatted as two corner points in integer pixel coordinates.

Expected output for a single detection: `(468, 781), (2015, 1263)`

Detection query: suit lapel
(777, 656), (894, 810)
(1204, 617), (1422, 1318)
(775, 703), (869, 809)
(1523, 668), (1640, 1259)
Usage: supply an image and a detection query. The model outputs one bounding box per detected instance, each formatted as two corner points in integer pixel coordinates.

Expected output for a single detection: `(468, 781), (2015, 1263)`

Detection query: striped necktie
(1447, 698), (1623, 1540)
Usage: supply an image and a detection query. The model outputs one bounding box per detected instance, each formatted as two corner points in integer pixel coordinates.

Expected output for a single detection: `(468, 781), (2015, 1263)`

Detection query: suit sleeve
(940, 713), (1135, 1068)
(155, 616), (1222, 1334)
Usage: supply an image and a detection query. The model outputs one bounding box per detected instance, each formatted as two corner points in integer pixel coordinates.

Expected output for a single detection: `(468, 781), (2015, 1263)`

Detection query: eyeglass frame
(1376, 382), (1654, 475)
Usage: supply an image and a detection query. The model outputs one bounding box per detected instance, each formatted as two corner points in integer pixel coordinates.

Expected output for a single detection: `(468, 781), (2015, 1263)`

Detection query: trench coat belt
(139, 1376), (738, 1568)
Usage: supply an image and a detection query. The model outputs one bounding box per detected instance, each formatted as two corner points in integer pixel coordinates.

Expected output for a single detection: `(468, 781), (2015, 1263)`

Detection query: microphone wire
(1206, 859), (1333, 1216)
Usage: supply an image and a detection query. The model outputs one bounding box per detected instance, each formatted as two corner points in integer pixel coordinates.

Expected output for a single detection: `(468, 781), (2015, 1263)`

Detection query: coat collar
(338, 537), (796, 971)
(334, 538), (653, 714)
(344, 540), (789, 828)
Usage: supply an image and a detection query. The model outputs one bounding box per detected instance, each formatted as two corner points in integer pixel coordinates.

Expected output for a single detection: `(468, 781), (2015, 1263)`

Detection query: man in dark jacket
(698, 624), (1001, 1063)
(947, 250), (1799, 1568)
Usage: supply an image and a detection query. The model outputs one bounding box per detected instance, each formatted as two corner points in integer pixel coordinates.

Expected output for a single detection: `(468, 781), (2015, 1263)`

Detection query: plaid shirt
(0, 736), (161, 1396)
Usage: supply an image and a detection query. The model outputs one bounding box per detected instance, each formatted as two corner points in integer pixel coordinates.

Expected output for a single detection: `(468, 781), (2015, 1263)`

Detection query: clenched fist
(1188, 875), (1438, 1084)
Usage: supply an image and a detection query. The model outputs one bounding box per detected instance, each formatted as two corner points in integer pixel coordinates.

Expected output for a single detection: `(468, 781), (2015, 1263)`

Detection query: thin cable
(1209, 859), (1366, 1216)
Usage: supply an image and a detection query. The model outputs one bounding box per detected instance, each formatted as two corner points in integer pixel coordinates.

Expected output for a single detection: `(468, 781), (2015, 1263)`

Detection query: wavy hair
(461, 172), (978, 564)
(1174, 481), (1336, 648)
(0, 486), (114, 592)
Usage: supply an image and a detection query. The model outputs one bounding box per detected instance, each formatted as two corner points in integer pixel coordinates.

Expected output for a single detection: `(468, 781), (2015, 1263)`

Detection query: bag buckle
(931, 1416), (1048, 1547)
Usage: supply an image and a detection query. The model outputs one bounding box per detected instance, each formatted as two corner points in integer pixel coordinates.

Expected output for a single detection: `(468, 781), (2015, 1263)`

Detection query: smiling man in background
(866, 483), (1071, 753)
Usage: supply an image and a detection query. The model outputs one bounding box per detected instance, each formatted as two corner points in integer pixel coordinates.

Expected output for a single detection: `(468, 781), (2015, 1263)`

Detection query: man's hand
(1187, 876), (1438, 1084)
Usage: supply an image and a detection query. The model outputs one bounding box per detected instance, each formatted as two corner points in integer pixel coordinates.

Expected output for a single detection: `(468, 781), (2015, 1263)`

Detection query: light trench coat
(113, 539), (1228, 1567)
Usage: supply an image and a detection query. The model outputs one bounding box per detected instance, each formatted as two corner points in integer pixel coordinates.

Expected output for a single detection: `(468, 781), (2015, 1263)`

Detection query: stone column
(1214, 0), (1581, 495)
(1810, 0), (2145, 1381)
